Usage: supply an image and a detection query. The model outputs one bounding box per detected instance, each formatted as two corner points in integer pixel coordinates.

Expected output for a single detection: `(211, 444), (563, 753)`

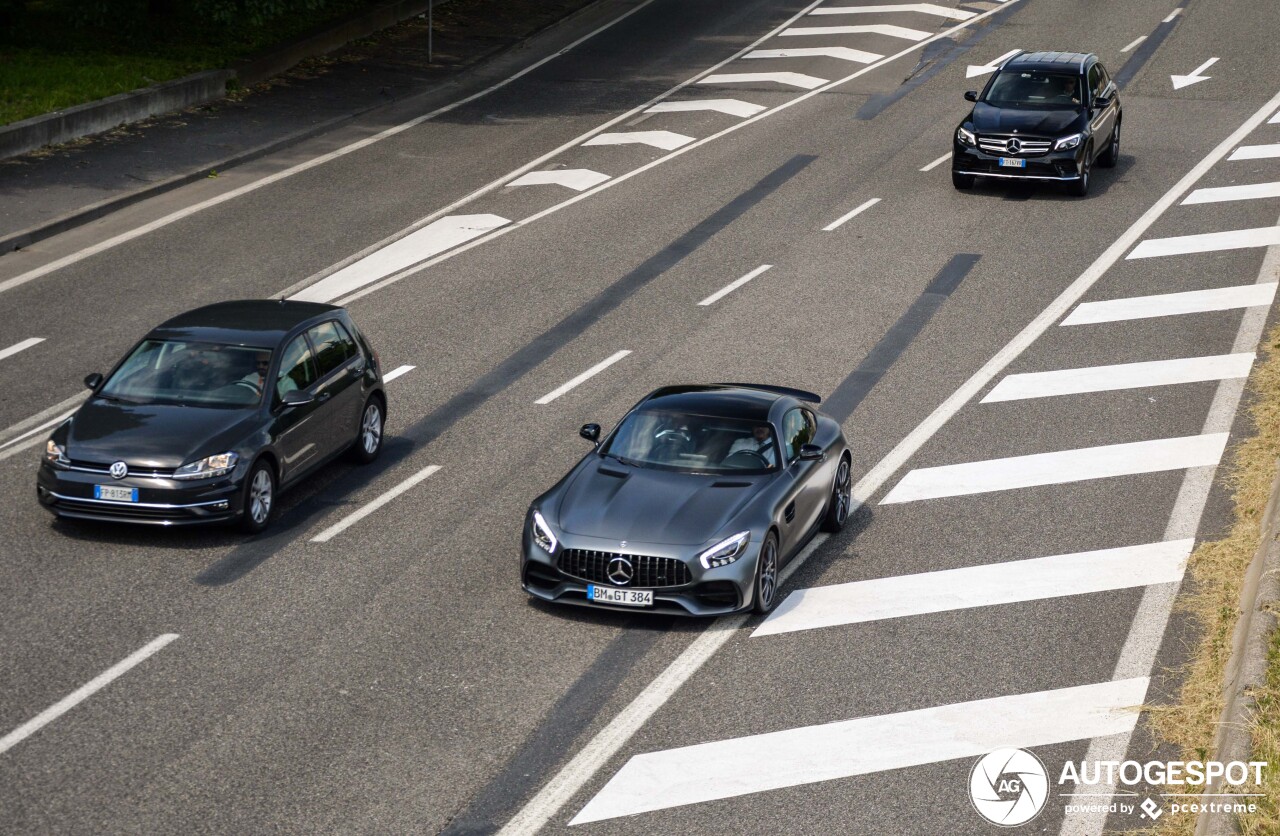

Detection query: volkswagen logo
(607, 556), (634, 586)
(109, 461), (128, 480)
(1005, 138), (1022, 154)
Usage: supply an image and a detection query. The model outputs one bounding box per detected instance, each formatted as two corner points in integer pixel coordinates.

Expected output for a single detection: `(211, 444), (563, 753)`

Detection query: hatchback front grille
(977, 135), (1054, 156)
(558, 549), (692, 588)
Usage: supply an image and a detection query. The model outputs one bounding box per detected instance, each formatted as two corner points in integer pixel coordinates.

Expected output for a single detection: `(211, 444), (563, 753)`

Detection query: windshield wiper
(604, 453), (645, 469)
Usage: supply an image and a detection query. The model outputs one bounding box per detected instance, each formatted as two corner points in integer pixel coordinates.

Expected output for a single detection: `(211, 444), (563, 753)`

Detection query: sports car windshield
(984, 70), (1082, 107)
(601, 409), (780, 473)
(98, 339), (273, 408)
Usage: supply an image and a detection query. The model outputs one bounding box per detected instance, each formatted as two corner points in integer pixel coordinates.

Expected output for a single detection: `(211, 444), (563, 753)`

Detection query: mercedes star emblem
(607, 556), (634, 586)
(1006, 138), (1022, 154)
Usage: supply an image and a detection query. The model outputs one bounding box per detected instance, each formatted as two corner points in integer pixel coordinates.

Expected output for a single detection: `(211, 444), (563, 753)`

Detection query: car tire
(1099, 122), (1120, 168)
(350, 395), (385, 464)
(752, 532), (781, 615)
(952, 171), (975, 190)
(240, 459), (276, 534)
(820, 456), (852, 533)
(1067, 152), (1091, 197)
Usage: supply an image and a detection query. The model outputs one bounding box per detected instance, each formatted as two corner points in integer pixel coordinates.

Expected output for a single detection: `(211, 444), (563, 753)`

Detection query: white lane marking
(1127, 226), (1280, 259)
(1061, 283), (1279, 326)
(535, 350), (631, 405)
(581, 131), (694, 150)
(508, 169), (611, 192)
(881, 433), (1228, 504)
(781, 24), (931, 41)
(1121, 35), (1147, 53)
(698, 72), (828, 90)
(1183, 181), (1280, 205)
(810, 4), (975, 20)
(744, 46), (882, 64)
(697, 265), (772, 306)
(1271, 108), (1280, 124)
(310, 464), (441, 543)
(645, 99), (765, 118)
(382, 364), (415, 383)
(1171, 56), (1218, 90)
(0, 634), (179, 755)
(569, 678), (1150, 824)
(967, 48), (1022, 78)
(498, 86), (1280, 836)
(0, 337), (45, 362)
(920, 152), (952, 171)
(290, 215), (510, 303)
(756, 540), (1192, 637)
(822, 197), (881, 231)
(1229, 143), (1280, 161)
(980, 353), (1255, 403)
(0, 408), (77, 462)
(0, 0), (664, 299)
(1163, 7), (1183, 23)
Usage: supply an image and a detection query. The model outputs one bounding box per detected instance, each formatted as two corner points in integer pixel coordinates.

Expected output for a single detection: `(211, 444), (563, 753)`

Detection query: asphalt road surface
(3, 0), (1280, 833)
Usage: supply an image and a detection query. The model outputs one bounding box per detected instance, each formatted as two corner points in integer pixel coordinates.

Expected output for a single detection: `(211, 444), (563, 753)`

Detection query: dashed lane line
(980, 353), (1255, 403)
(822, 197), (881, 231)
(697, 265), (772, 306)
(1121, 35), (1147, 53)
(535, 350), (631, 405)
(1061, 283), (1279, 326)
(920, 152), (952, 171)
(382, 365), (416, 383)
(0, 337), (44, 362)
(310, 464), (441, 543)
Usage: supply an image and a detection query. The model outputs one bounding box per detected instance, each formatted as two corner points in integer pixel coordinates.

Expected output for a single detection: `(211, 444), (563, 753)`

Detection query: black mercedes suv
(952, 51), (1121, 196)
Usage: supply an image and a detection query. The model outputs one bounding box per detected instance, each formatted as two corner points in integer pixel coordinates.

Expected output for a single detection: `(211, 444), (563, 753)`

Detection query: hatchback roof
(1004, 51), (1093, 73)
(148, 300), (340, 346)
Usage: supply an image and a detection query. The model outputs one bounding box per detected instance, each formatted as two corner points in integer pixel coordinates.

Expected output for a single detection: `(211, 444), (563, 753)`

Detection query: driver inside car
(726, 424), (778, 469)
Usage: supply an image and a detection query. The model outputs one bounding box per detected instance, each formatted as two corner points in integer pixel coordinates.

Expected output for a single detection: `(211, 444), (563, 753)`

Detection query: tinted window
(1088, 64), (1104, 99)
(98, 339), (271, 408)
(308, 320), (357, 377)
(275, 334), (317, 405)
(1097, 63), (1112, 91)
(985, 71), (1082, 106)
(600, 409), (779, 473)
(781, 408), (817, 461)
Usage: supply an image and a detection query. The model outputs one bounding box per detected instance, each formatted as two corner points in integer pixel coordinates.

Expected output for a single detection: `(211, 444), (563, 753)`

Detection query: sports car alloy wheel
(754, 534), (780, 614)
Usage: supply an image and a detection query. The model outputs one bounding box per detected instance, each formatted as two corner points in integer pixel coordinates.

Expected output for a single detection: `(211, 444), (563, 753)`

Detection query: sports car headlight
(44, 440), (70, 469)
(531, 510), (558, 554)
(1054, 133), (1082, 151)
(956, 126), (976, 147)
(173, 452), (239, 481)
(699, 531), (751, 570)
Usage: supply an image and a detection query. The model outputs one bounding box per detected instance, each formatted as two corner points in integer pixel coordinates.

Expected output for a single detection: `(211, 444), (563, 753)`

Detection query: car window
(308, 320), (357, 377)
(98, 339), (271, 408)
(781, 408), (817, 462)
(275, 334), (317, 405)
(1097, 63), (1112, 92)
(1088, 64), (1105, 100)
(985, 70), (1081, 107)
(600, 409), (780, 473)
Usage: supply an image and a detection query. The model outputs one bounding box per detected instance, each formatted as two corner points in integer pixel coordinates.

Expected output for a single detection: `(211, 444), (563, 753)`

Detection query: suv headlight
(956, 126), (977, 147)
(531, 510), (558, 553)
(1054, 133), (1082, 151)
(173, 452), (239, 480)
(699, 531), (751, 570)
(44, 440), (70, 469)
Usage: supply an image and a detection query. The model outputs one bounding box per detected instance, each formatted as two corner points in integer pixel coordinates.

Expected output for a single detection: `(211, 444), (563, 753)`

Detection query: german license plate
(94, 485), (138, 502)
(999, 157), (1026, 168)
(588, 584), (653, 607)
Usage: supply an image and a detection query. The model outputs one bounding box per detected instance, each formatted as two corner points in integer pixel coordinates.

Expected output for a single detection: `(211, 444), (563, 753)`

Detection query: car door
(777, 408), (826, 556)
(1088, 63), (1117, 154)
(268, 332), (325, 484)
(306, 319), (365, 458)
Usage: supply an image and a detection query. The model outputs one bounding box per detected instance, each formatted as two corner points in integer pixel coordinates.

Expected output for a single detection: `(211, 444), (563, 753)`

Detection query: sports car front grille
(977, 135), (1053, 156)
(558, 549), (692, 589)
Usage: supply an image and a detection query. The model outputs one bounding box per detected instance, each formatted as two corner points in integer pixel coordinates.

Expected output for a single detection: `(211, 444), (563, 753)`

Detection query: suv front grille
(977, 135), (1054, 156)
(558, 549), (692, 589)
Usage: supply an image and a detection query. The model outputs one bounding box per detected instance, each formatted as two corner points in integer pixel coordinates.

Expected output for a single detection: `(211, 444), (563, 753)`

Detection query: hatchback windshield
(984, 70), (1082, 107)
(601, 409), (780, 473)
(98, 339), (273, 407)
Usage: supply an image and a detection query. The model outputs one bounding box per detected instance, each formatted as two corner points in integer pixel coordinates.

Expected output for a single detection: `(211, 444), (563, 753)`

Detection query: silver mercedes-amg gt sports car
(521, 384), (852, 616)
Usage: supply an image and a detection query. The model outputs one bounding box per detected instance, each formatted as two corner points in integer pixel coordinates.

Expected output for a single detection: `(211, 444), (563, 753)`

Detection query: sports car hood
(65, 398), (257, 469)
(556, 461), (763, 546)
(970, 102), (1084, 136)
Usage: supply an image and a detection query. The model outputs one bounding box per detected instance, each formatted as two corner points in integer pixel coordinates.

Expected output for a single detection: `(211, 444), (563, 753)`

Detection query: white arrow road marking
(782, 23), (932, 40)
(809, 4), (976, 20)
(644, 99), (765, 118)
(755, 540), (1192, 637)
(0, 337), (45, 362)
(1061, 283), (1279, 326)
(881, 433), (1228, 504)
(745, 46), (882, 64)
(507, 169), (611, 191)
(582, 131), (694, 150)
(1171, 57), (1218, 90)
(966, 48), (1021, 78)
(698, 265), (772, 306)
(1128, 226), (1280, 259)
(311, 465), (441, 543)
(1229, 143), (1280, 160)
(981, 353), (1255, 402)
(290, 214), (510, 303)
(569, 678), (1150, 824)
(699, 72), (828, 90)
(1183, 181), (1280, 204)
(535, 350), (631, 405)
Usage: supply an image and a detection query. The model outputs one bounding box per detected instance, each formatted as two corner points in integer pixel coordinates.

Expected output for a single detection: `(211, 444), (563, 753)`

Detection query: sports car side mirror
(580, 423), (601, 443)
(84, 373), (103, 391)
(798, 444), (825, 461)
(964, 90), (978, 102)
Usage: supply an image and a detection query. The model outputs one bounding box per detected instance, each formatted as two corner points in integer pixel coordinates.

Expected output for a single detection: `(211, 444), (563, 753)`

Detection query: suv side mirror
(84, 373), (103, 391)
(798, 444), (825, 462)
(1093, 95), (1112, 109)
(580, 423), (601, 443)
(281, 389), (315, 408)
(964, 90), (978, 102)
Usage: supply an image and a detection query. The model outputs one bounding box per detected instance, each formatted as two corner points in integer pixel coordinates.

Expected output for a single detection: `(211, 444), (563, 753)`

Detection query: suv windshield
(984, 70), (1082, 107)
(99, 339), (273, 408)
(601, 409), (780, 473)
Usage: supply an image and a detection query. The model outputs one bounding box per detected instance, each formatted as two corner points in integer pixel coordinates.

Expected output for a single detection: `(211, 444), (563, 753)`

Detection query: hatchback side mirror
(964, 90), (978, 102)
(282, 390), (315, 408)
(798, 444), (825, 462)
(84, 373), (103, 391)
(580, 423), (601, 443)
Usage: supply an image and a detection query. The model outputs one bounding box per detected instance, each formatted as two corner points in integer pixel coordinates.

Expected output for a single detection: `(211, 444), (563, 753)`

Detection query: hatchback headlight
(956, 126), (977, 147)
(531, 510), (558, 554)
(173, 452), (239, 480)
(44, 440), (70, 469)
(699, 531), (751, 570)
(1054, 133), (1082, 151)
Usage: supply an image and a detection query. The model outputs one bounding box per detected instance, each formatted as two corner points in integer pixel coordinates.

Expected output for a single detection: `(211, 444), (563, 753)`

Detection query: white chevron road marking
(1061, 283), (1279, 326)
(1183, 181), (1280, 205)
(1128, 226), (1280, 259)
(507, 169), (611, 191)
(981, 353), (1255, 402)
(809, 4), (976, 20)
(699, 72), (829, 90)
(781, 23), (932, 40)
(644, 99), (766, 117)
(744, 46), (882, 64)
(1228, 143), (1280, 160)
(582, 131), (695, 151)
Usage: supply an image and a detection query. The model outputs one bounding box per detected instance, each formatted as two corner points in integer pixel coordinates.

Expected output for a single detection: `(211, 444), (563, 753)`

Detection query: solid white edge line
(697, 265), (773, 306)
(920, 152), (952, 172)
(1121, 35), (1147, 53)
(535, 350), (631, 405)
(0, 633), (179, 755)
(310, 464), (441, 543)
(822, 198), (881, 231)
(0, 337), (45, 362)
(382, 365), (415, 383)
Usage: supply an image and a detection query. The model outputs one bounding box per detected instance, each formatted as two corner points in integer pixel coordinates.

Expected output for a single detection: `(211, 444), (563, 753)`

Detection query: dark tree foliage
(12, 0), (339, 32)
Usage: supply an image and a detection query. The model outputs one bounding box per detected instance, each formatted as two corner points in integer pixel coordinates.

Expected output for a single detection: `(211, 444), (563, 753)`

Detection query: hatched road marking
(981, 353), (1254, 402)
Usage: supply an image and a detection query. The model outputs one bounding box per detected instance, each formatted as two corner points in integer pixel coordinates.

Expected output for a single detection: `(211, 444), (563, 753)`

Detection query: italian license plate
(999, 157), (1026, 168)
(587, 584), (653, 607)
(94, 485), (138, 502)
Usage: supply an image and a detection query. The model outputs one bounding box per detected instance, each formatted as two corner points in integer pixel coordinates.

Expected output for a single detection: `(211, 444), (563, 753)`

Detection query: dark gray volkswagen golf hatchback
(37, 300), (386, 532)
